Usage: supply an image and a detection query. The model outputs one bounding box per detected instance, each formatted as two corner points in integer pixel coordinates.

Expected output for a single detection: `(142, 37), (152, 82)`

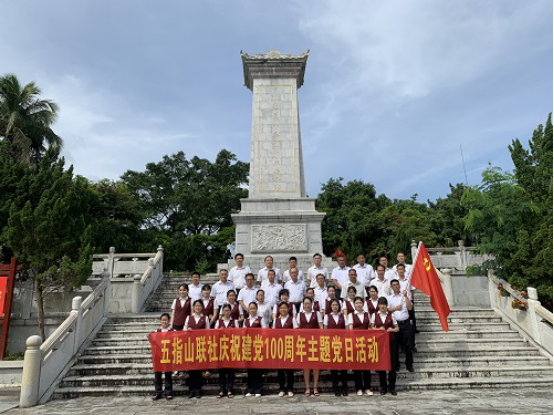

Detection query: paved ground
(2, 388), (552, 415)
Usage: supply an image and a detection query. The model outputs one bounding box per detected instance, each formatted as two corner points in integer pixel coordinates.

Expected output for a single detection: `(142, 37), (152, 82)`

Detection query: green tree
(3, 149), (93, 339)
(0, 74), (62, 164)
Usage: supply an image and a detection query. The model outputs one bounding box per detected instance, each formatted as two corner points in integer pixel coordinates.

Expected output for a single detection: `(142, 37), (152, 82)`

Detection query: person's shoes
(407, 366), (414, 372)
(152, 394), (162, 401)
(380, 389), (387, 395)
(278, 391), (285, 397)
(245, 393), (252, 397)
(413, 346), (418, 353)
(334, 391), (341, 397)
(166, 395), (173, 400)
(414, 329), (420, 334)
(342, 391), (348, 396)
(287, 391), (294, 397)
(390, 389), (397, 396)
(255, 393), (262, 397)
(365, 389), (373, 396)
(196, 393), (201, 399)
(356, 390), (363, 396)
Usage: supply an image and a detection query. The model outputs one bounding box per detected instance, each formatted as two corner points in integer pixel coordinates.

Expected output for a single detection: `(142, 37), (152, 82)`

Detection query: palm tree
(0, 73), (63, 164)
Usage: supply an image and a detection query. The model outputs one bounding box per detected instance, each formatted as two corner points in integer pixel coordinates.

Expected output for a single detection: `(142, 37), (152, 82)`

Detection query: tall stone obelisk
(231, 50), (326, 272)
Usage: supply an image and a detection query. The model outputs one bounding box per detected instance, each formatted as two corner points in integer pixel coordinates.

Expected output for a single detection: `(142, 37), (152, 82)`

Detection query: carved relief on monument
(251, 224), (307, 252)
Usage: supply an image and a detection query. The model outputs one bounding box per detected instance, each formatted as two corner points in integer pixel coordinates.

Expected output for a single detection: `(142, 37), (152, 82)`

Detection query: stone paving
(2, 388), (552, 415)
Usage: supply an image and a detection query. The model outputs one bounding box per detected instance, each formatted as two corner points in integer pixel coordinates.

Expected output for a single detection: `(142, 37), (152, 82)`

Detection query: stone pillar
(157, 245), (164, 272)
(107, 247), (115, 279)
(526, 287), (542, 344)
(410, 240), (418, 261)
(103, 267), (111, 316)
(439, 268), (455, 306)
(132, 274), (142, 313)
(20, 335), (42, 408)
(72, 296), (83, 354)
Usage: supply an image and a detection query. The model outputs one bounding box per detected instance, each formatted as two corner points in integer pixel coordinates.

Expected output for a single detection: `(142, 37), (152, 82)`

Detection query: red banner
(149, 329), (391, 372)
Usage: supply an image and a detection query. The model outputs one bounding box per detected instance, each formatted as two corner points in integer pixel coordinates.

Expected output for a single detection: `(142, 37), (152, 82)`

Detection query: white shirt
(214, 318), (239, 329)
(184, 314), (211, 330)
(273, 314), (298, 329)
(370, 311), (397, 326)
(397, 277), (415, 300)
(384, 268), (396, 281)
(295, 311), (322, 327)
(347, 310), (369, 327)
(313, 286), (329, 304)
(257, 267), (281, 284)
(299, 300), (321, 313)
(260, 281), (283, 308)
(340, 280), (367, 299)
(372, 278), (392, 298)
(284, 280), (306, 303)
(246, 315), (268, 328)
(353, 263), (376, 287)
(387, 293), (410, 322)
(272, 303), (297, 317)
(171, 297), (190, 310)
(282, 269), (304, 284)
(341, 298), (356, 314)
(323, 312), (347, 329)
(307, 266), (329, 288)
(229, 265), (252, 290)
(188, 283), (203, 302)
(331, 266), (351, 288)
(210, 281), (236, 308)
(392, 263), (413, 278)
(237, 286), (258, 309)
(256, 302), (272, 326)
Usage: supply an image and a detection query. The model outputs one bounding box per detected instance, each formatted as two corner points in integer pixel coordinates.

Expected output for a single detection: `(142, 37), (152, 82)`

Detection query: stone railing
(19, 271), (111, 407)
(488, 270), (553, 355)
(411, 240), (493, 271)
(132, 246), (164, 313)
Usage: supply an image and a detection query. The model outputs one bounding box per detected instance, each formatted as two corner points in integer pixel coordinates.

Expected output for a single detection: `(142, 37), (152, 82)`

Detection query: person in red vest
(244, 301), (267, 397)
(222, 290), (244, 325)
(296, 297), (323, 397)
(323, 299), (348, 396)
(341, 286), (357, 316)
(299, 287), (321, 313)
(273, 301), (298, 396)
(184, 301), (210, 399)
(364, 285), (379, 318)
(214, 304), (239, 398)
(371, 297), (399, 395)
(170, 284), (191, 330)
(348, 297), (373, 396)
(271, 289), (296, 322)
(200, 284), (215, 326)
(323, 285), (341, 317)
(152, 313), (173, 401)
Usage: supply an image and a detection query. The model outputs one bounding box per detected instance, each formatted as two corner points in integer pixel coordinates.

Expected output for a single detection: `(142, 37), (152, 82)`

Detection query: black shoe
(166, 395), (173, 400)
(188, 393), (196, 399)
(414, 329), (420, 334)
(407, 366), (414, 372)
(380, 389), (387, 395)
(342, 391), (348, 396)
(152, 394), (162, 401)
(390, 389), (397, 396)
(413, 346), (418, 353)
(335, 391), (341, 397)
(196, 393), (201, 399)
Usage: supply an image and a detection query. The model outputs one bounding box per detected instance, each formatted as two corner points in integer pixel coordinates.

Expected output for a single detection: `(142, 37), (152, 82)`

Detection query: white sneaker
(365, 389), (373, 396)
(255, 394), (261, 397)
(245, 393), (252, 397)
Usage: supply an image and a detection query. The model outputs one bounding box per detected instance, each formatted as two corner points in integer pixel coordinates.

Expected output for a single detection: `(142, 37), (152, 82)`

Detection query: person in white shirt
(255, 290), (272, 327)
(183, 301), (209, 399)
(387, 279), (414, 372)
(214, 304), (238, 398)
(323, 298), (348, 396)
(347, 297), (373, 396)
(296, 297), (323, 397)
(273, 301), (297, 397)
(379, 256), (396, 281)
(210, 269), (236, 309)
(371, 297), (399, 396)
(307, 253), (328, 288)
(396, 263), (419, 337)
(284, 268), (305, 312)
(313, 274), (329, 306)
(229, 253), (252, 292)
(238, 273), (258, 315)
(257, 256), (281, 284)
(364, 285), (380, 317)
(331, 255), (350, 298)
(188, 272), (204, 302)
(323, 285), (342, 317)
(244, 302), (266, 397)
(341, 286), (357, 315)
(260, 270), (282, 308)
(299, 287), (321, 313)
(282, 256), (304, 284)
(353, 253), (376, 293)
(272, 289), (297, 321)
(341, 268), (366, 300)
(372, 265), (392, 298)
(392, 252), (413, 278)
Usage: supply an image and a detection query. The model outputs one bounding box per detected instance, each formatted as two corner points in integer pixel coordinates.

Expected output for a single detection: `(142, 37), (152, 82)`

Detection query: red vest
(352, 312), (370, 330)
(201, 299), (214, 317)
(325, 299), (333, 315)
(366, 299), (378, 316)
(244, 316), (262, 328)
(173, 298), (191, 326)
(313, 301), (320, 312)
(345, 300), (355, 314)
(326, 313), (346, 330)
(187, 315), (207, 330)
(218, 318), (235, 329)
(275, 315), (294, 329)
(228, 303), (241, 320)
(374, 312), (395, 340)
(299, 312), (319, 329)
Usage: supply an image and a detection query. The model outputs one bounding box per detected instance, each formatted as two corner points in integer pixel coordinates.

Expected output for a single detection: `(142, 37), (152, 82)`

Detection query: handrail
(426, 247), (479, 253)
(140, 247), (163, 285)
(489, 273), (528, 303)
(39, 313), (77, 355)
(93, 253), (157, 259)
(536, 304), (554, 324)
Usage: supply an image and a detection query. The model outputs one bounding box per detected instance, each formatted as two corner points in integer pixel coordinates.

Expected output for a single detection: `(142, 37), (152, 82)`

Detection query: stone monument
(229, 50), (328, 272)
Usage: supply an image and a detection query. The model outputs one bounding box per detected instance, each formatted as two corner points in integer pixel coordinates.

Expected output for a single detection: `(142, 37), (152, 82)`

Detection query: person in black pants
(388, 279), (414, 372)
(152, 313), (173, 400)
(244, 302), (267, 397)
(273, 302), (297, 396)
(215, 304), (238, 398)
(372, 297), (400, 395)
(185, 300), (210, 399)
(323, 299), (348, 396)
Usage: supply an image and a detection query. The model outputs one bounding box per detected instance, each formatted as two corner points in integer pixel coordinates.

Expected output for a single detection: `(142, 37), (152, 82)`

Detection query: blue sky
(1, 1), (552, 201)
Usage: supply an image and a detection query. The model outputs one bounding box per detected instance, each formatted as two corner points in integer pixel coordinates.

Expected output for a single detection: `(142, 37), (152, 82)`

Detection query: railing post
(103, 267), (111, 316)
(439, 268), (455, 306)
(458, 240), (467, 269)
(410, 240), (417, 261)
(157, 245), (164, 272)
(20, 335), (42, 408)
(487, 269), (498, 309)
(107, 247), (116, 280)
(526, 287), (542, 344)
(72, 297), (83, 354)
(132, 274), (142, 313)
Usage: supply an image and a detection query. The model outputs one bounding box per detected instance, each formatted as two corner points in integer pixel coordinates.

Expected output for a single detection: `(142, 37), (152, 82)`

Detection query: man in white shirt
(396, 263), (419, 339)
(313, 273), (329, 305)
(331, 255), (350, 298)
(392, 252), (413, 278)
(353, 253), (376, 293)
(307, 253), (328, 288)
(229, 253), (251, 292)
(387, 279), (414, 372)
(260, 269), (282, 308)
(210, 269), (236, 308)
(188, 271), (203, 302)
(257, 256), (281, 284)
(341, 269), (366, 299)
(282, 256), (304, 284)
(238, 273), (258, 315)
(284, 268), (305, 312)
(372, 264), (392, 298)
(379, 256), (396, 281)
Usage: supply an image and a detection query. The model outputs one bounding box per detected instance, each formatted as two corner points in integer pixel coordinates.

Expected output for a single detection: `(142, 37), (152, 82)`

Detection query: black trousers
(188, 370), (203, 395)
(331, 370), (348, 392)
(154, 371), (173, 395)
(396, 320), (414, 369)
(378, 338), (398, 391)
(247, 369), (263, 394)
(218, 369), (235, 393)
(353, 370), (371, 391)
(278, 369), (294, 392)
(409, 306), (418, 345)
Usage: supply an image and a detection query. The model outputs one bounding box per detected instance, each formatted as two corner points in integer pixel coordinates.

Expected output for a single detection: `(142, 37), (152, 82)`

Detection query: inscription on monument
(251, 225), (307, 252)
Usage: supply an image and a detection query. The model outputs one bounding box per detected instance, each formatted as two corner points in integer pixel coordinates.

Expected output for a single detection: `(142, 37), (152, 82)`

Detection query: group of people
(152, 252), (418, 401)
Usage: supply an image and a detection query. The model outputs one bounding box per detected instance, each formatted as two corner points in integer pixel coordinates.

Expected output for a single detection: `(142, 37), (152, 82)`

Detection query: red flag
(410, 242), (450, 332)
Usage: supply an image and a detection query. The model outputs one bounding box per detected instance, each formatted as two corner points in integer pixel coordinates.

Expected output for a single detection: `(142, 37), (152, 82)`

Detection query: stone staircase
(52, 274), (553, 399)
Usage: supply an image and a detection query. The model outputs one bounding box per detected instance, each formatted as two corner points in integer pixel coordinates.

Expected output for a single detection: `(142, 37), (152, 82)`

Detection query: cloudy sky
(2, 1), (552, 201)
